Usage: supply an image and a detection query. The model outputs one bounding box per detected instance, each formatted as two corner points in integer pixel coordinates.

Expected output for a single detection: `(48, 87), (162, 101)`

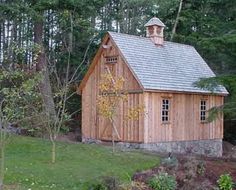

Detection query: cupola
(144, 17), (165, 46)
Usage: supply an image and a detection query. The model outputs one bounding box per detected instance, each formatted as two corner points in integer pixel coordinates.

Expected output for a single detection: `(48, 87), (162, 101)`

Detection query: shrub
(161, 156), (178, 168)
(89, 183), (108, 190)
(196, 161), (205, 176)
(120, 181), (148, 190)
(148, 172), (177, 190)
(217, 174), (234, 190)
(182, 158), (205, 180)
(89, 176), (120, 190)
(102, 176), (120, 190)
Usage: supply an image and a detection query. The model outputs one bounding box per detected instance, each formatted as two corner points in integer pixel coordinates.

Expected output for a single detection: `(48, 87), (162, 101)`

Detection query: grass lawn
(5, 135), (160, 190)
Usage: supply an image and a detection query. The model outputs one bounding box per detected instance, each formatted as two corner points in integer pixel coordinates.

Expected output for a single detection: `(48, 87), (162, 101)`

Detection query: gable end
(77, 33), (144, 94)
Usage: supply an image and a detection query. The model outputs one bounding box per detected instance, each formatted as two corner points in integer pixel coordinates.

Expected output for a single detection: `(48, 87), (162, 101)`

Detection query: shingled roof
(109, 31), (228, 95)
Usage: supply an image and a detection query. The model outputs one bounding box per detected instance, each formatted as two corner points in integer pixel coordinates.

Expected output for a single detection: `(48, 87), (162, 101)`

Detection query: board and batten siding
(81, 37), (144, 143)
(81, 34), (225, 144)
(143, 92), (224, 143)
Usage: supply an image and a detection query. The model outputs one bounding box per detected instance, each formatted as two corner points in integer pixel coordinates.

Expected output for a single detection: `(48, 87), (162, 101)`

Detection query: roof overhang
(77, 34), (110, 95)
(77, 32), (144, 95)
(143, 88), (229, 96)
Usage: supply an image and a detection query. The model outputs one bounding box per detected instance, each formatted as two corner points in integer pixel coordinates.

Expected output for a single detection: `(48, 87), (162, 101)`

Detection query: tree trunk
(0, 141), (4, 190)
(170, 0), (183, 41)
(51, 140), (56, 164)
(119, 1), (126, 33)
(91, 15), (96, 30)
(111, 118), (115, 153)
(0, 121), (5, 190)
(112, 128), (115, 154)
(33, 11), (57, 123)
(49, 133), (56, 163)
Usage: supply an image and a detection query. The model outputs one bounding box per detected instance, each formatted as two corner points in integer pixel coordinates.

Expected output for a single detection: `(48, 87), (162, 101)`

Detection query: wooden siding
(81, 37), (144, 142)
(143, 92), (224, 143)
(81, 34), (225, 144)
(98, 93), (144, 142)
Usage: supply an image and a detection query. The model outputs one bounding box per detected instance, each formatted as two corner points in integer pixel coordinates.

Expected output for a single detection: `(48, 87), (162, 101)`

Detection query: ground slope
(5, 136), (160, 190)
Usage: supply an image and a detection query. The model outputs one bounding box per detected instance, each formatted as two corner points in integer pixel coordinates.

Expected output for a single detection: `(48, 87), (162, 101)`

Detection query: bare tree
(42, 11), (97, 163)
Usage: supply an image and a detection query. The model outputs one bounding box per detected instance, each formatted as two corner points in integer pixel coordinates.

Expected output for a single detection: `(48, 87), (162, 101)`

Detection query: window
(148, 26), (154, 35)
(156, 26), (162, 34)
(200, 100), (207, 121)
(105, 56), (118, 64)
(162, 99), (170, 122)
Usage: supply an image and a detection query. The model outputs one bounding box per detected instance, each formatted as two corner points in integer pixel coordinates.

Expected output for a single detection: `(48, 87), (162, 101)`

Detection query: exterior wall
(98, 93), (144, 142)
(144, 92), (224, 143)
(81, 37), (144, 143)
(81, 34), (225, 152)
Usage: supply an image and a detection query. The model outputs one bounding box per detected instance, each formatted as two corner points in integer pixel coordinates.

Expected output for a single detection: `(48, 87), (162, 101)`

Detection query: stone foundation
(118, 139), (223, 157)
(82, 137), (222, 157)
(82, 137), (102, 144)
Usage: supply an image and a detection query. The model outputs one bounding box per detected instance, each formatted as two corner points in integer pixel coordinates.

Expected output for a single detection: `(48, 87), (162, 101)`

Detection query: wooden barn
(78, 17), (228, 156)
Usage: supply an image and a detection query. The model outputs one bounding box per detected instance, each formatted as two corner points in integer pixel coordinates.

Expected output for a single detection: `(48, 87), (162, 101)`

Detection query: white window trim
(200, 99), (207, 122)
(161, 98), (170, 123)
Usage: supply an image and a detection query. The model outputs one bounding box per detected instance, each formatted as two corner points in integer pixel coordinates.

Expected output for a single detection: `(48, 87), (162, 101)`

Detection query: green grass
(5, 135), (160, 190)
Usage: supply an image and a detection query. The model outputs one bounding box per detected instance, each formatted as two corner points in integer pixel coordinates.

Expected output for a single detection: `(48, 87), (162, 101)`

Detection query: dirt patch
(205, 160), (236, 182)
(133, 155), (236, 190)
(56, 132), (80, 143)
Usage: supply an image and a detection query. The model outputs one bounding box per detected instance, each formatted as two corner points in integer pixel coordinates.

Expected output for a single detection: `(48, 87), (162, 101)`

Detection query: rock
(6, 124), (21, 134)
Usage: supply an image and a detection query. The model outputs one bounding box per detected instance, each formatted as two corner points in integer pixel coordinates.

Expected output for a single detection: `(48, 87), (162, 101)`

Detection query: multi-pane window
(200, 100), (207, 121)
(162, 99), (170, 122)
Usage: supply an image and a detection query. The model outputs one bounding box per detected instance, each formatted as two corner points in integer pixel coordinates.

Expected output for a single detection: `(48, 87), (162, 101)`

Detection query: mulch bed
(133, 145), (236, 190)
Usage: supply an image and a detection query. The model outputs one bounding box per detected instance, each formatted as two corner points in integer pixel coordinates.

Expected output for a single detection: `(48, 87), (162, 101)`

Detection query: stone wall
(117, 139), (223, 157)
(83, 137), (223, 157)
(82, 137), (102, 144)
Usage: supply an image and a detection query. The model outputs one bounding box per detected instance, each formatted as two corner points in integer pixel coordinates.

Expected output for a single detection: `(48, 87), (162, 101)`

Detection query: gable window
(105, 56), (118, 64)
(162, 99), (170, 122)
(200, 100), (207, 122)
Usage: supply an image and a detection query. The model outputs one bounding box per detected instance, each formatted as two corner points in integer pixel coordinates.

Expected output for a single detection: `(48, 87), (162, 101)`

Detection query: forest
(0, 0), (235, 141)
(0, 0), (235, 189)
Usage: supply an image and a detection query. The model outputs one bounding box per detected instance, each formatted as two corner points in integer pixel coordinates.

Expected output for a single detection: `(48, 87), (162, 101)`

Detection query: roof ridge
(108, 31), (194, 48)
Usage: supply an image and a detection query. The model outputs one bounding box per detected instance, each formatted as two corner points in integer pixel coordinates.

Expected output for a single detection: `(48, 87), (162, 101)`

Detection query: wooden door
(98, 116), (113, 140)
(98, 115), (122, 141)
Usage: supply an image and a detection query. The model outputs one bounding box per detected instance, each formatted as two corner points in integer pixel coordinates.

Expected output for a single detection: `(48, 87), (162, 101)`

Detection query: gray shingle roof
(144, 17), (165, 27)
(109, 31), (228, 95)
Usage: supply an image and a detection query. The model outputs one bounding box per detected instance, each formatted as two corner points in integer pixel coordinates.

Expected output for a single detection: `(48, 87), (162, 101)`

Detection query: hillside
(4, 135), (159, 189)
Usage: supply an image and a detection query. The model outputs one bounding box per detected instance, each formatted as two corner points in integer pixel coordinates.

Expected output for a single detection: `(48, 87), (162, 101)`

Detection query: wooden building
(78, 17), (228, 156)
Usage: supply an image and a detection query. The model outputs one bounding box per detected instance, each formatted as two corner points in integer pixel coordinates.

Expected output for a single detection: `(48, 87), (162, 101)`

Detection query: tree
(0, 68), (42, 188)
(32, 3), (57, 125)
(0, 0), (104, 163)
(170, 0), (183, 41)
(170, 0), (236, 141)
(97, 69), (144, 153)
(0, 0), (235, 147)
(195, 75), (236, 121)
